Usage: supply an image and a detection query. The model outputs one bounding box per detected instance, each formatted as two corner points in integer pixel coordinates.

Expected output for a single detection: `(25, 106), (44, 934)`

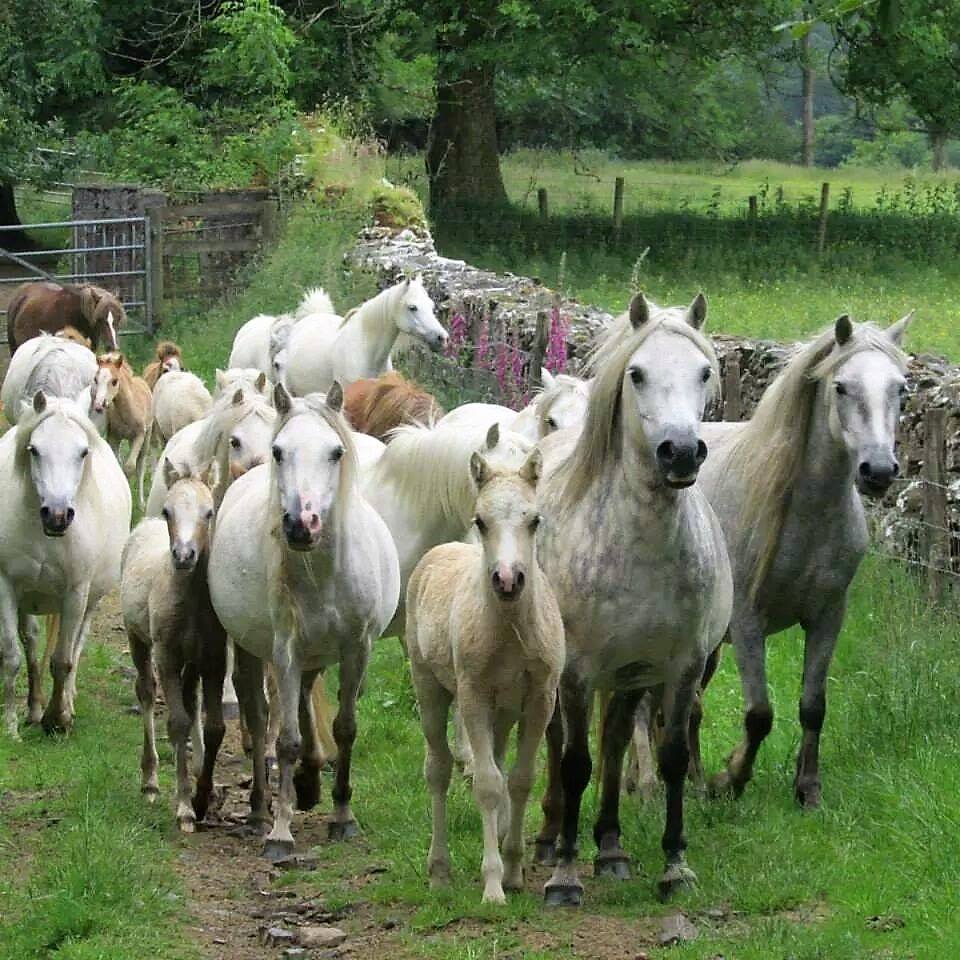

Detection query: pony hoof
(141, 786), (160, 804)
(707, 771), (741, 800)
(795, 781), (822, 810)
(594, 852), (631, 880)
(293, 766), (321, 811)
(178, 816), (196, 834)
(40, 712), (72, 735)
(543, 879), (584, 907)
(658, 862), (697, 900)
(326, 818), (359, 841)
(192, 794), (210, 822)
(534, 840), (558, 866)
(247, 816), (272, 836)
(481, 889), (507, 905)
(263, 838), (295, 862)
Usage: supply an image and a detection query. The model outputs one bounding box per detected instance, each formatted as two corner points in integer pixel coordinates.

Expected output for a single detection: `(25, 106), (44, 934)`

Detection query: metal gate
(0, 215), (152, 339)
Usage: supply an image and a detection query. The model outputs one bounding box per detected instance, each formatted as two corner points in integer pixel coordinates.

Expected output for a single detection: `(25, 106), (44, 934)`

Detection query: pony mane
(557, 308), (718, 511)
(728, 321), (908, 598)
(337, 283), (395, 331)
(15, 396), (101, 466)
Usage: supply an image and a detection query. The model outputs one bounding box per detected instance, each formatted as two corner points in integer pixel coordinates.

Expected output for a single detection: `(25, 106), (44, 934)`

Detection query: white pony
(152, 371), (213, 444)
(439, 369), (591, 443)
(1, 335), (97, 425)
(228, 288), (334, 378)
(214, 368), (269, 399)
(209, 384), (400, 858)
(0, 393), (131, 736)
(284, 276), (448, 396)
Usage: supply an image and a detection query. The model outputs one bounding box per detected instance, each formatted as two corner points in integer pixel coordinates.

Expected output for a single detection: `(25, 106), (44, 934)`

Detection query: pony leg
(42, 588), (88, 734)
(593, 689), (643, 880)
(263, 664), (279, 765)
(20, 614), (43, 725)
(63, 608), (94, 718)
(709, 622), (772, 798)
(544, 672), (592, 907)
(193, 627), (227, 824)
(688, 645), (721, 789)
(418, 676), (455, 888)
(129, 633), (159, 800)
(264, 632), (303, 860)
(657, 661), (705, 899)
(452, 702), (476, 776)
(326, 638), (371, 841)
(132, 426), (150, 509)
(234, 648), (271, 831)
(222, 640), (240, 721)
(794, 604), (844, 809)
(293, 670), (323, 811)
(310, 674), (338, 765)
(625, 691), (659, 799)
(504, 685), (556, 893)
(160, 651), (196, 832)
(0, 577), (22, 739)
(459, 683), (506, 904)
(534, 700), (564, 865)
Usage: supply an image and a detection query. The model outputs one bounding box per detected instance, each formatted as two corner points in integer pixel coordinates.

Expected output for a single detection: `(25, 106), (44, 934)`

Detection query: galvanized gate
(0, 214), (152, 339)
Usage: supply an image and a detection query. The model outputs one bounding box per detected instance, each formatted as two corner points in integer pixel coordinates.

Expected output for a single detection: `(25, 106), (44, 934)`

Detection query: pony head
(18, 392), (98, 537)
(161, 458), (219, 570)
(393, 275), (448, 352)
(92, 353), (126, 414)
(815, 312), (912, 497)
(470, 448), (543, 602)
(537, 369), (591, 438)
(271, 381), (357, 551)
(80, 285), (125, 350)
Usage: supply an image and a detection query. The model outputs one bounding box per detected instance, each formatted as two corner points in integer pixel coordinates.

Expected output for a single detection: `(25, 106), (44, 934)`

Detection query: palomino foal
(407, 449), (563, 904)
(121, 460), (225, 830)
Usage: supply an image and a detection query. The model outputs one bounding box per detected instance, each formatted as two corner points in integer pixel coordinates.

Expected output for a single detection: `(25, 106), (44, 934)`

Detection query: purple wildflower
(545, 304), (569, 374)
(474, 316), (491, 368)
(445, 312), (468, 359)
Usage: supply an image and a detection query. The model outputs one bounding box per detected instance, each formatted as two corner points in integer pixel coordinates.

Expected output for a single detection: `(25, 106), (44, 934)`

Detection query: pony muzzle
(655, 437), (708, 487)
(856, 453), (899, 497)
(491, 563), (526, 601)
(40, 504), (75, 537)
(170, 542), (199, 570)
(281, 508), (322, 550)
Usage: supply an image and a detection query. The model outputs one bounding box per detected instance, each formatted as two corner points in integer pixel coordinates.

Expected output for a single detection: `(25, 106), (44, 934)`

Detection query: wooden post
(722, 355), (742, 422)
(537, 187), (549, 223)
(146, 206), (164, 332)
(817, 181), (830, 255)
(529, 310), (550, 387)
(922, 406), (950, 601)
(612, 177), (625, 242)
(260, 199), (279, 245)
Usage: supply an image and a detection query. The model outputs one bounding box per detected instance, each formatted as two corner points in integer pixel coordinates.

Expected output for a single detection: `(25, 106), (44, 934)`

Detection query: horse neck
(793, 381), (856, 505)
(355, 288), (400, 371)
(615, 415), (680, 517)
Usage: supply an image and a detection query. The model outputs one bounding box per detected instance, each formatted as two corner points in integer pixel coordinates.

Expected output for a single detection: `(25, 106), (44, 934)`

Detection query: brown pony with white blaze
(344, 372), (443, 441)
(121, 459), (226, 831)
(7, 281), (126, 353)
(143, 341), (184, 390)
(92, 353), (154, 507)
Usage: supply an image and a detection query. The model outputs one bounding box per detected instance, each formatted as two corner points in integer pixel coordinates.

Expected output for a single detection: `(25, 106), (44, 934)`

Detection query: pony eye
(161, 507), (170, 520)
(205, 508), (214, 520)
(27, 444), (38, 457)
(835, 382), (847, 396)
(272, 446), (283, 463)
(546, 416), (558, 431)
(229, 436), (241, 449)
(80, 448), (89, 459)
(898, 383), (908, 397)
(700, 368), (711, 383)
(474, 516), (487, 534)
(530, 514), (542, 531)
(330, 446), (344, 463)
(629, 368), (644, 386)
(409, 304), (418, 312)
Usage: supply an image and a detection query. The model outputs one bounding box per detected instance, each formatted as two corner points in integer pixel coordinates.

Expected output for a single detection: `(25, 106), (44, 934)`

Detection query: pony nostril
(657, 441), (675, 463)
(696, 440), (708, 464)
(491, 570), (502, 588)
(65, 508), (75, 524)
(859, 461), (872, 478)
(40, 506), (50, 519)
(892, 460), (900, 477)
(515, 570), (525, 591)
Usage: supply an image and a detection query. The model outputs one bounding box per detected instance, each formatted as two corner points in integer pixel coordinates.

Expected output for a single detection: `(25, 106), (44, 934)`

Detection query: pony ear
(887, 309), (914, 346)
(686, 293), (707, 330)
(202, 458), (221, 493)
(519, 448), (543, 487)
(484, 421), (500, 451)
(232, 388), (245, 406)
(274, 382), (292, 415)
(112, 354), (125, 368)
(629, 293), (651, 329)
(470, 450), (492, 488)
(32, 391), (47, 414)
(834, 314), (853, 346)
(162, 457), (182, 490)
(255, 371), (268, 393)
(540, 367), (556, 390)
(326, 380), (344, 413)
(402, 276), (411, 291)
(215, 369), (226, 388)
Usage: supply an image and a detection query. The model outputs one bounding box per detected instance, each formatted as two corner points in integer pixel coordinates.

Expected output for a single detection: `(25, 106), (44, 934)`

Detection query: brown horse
(55, 326), (93, 349)
(143, 341), (184, 390)
(344, 372), (443, 441)
(7, 281), (127, 353)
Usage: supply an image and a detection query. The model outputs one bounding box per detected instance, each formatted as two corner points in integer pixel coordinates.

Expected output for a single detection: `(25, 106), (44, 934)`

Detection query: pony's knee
(473, 766), (505, 810)
(799, 696), (825, 734)
(332, 713), (357, 744)
(745, 703), (774, 743)
(560, 745), (592, 796)
(167, 711), (191, 745)
(277, 733), (302, 764)
(657, 738), (690, 785)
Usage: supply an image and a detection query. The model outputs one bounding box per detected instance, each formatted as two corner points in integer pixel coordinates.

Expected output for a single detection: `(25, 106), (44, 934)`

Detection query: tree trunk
(0, 181), (37, 252)
(800, 31), (815, 168)
(426, 62), (507, 211)
(930, 128), (949, 172)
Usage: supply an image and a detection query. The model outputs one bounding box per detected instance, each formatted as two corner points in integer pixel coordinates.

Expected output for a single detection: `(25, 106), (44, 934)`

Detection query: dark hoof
(326, 818), (359, 841)
(293, 765), (321, 811)
(263, 838), (295, 862)
(247, 815), (272, 835)
(706, 770), (743, 800)
(534, 839), (558, 866)
(192, 791), (210, 823)
(795, 781), (822, 810)
(543, 879), (584, 907)
(594, 853), (631, 880)
(658, 861), (698, 900)
(141, 786), (160, 803)
(40, 712), (72, 735)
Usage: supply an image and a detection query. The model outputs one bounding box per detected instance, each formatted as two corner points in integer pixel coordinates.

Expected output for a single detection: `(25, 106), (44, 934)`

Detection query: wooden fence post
(146, 205), (164, 332)
(722, 355), (742, 422)
(538, 187), (549, 224)
(922, 406), (950, 601)
(529, 310), (550, 386)
(817, 181), (830, 255)
(612, 177), (625, 242)
(260, 199), (279, 245)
